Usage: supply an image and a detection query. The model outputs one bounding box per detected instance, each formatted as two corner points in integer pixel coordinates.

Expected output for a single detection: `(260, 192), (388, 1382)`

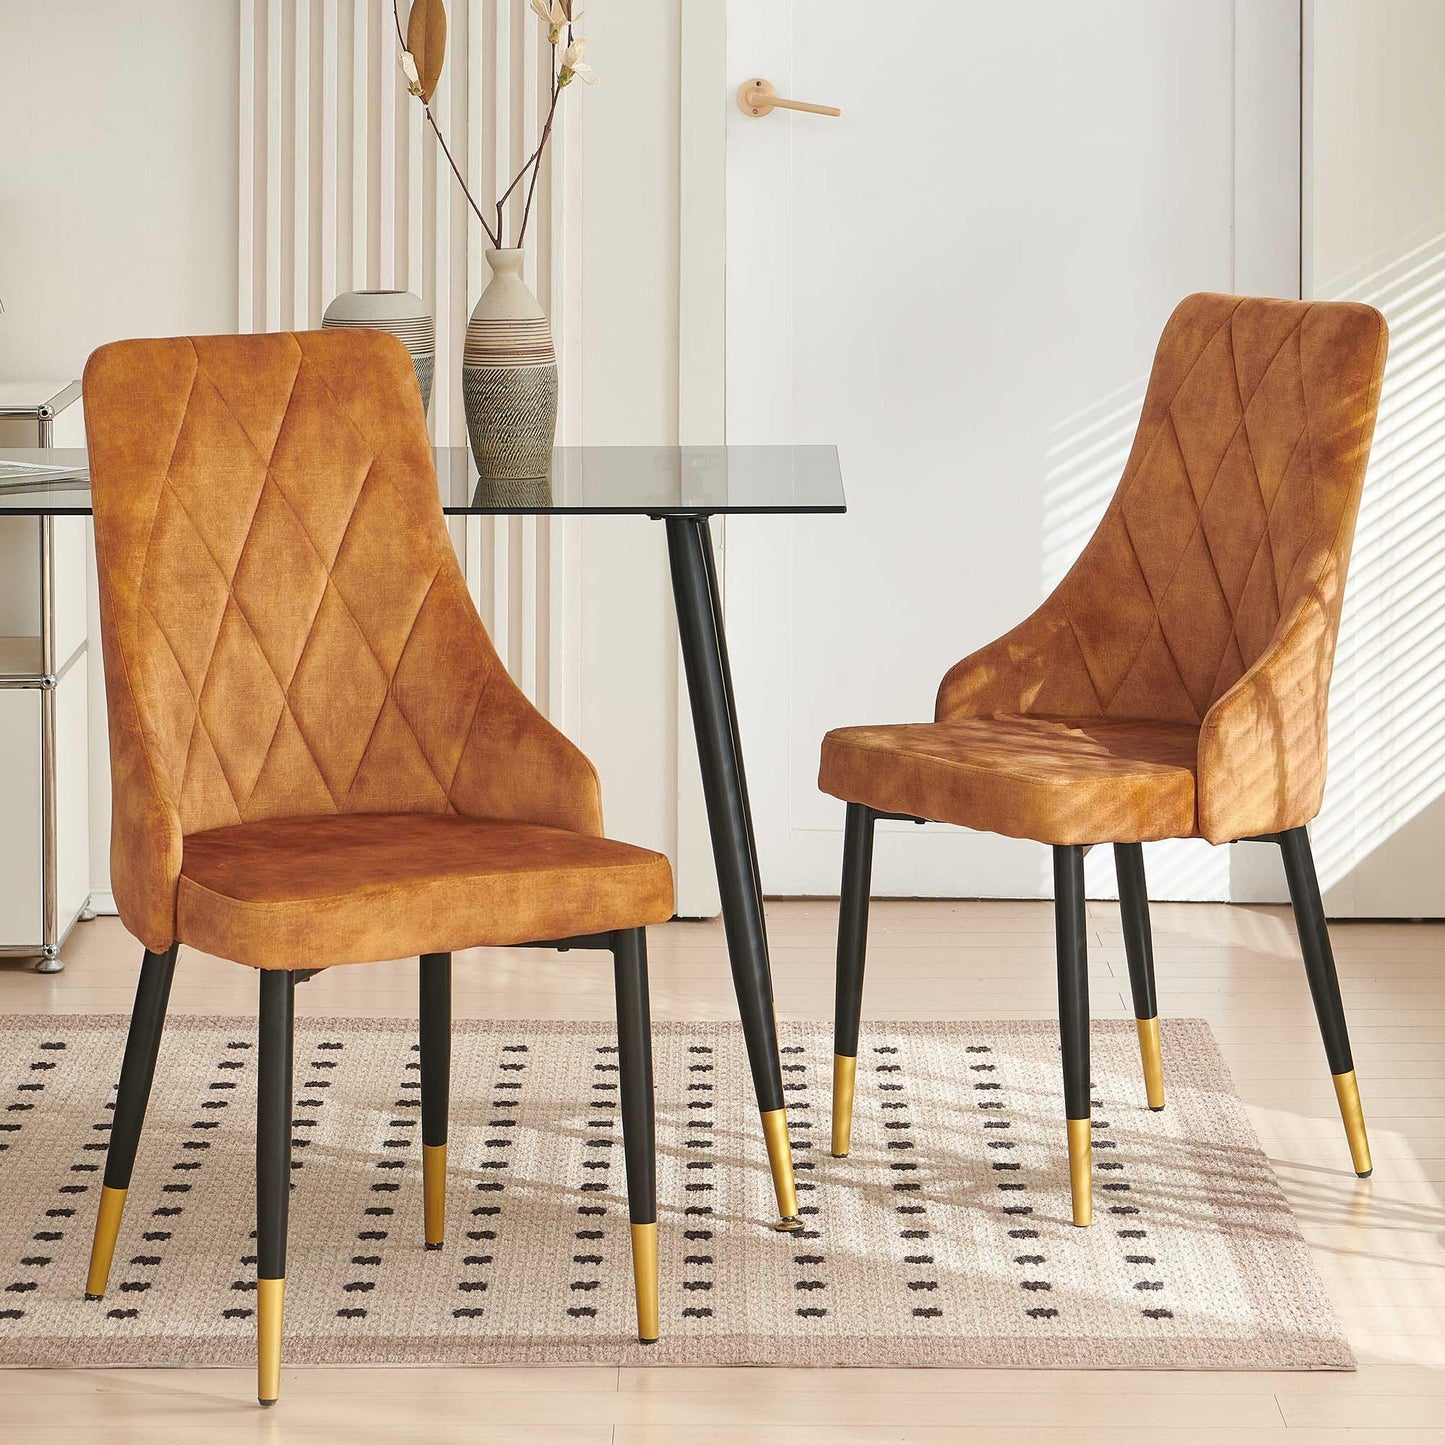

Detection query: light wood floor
(2, 898), (1442, 1442)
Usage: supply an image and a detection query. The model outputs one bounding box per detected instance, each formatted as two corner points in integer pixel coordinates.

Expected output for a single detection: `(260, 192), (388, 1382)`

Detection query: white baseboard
(87, 889), (119, 916)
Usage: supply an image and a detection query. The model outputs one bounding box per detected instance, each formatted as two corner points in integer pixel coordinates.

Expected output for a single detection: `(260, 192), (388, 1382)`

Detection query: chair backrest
(83, 330), (505, 839)
(940, 293), (1388, 728)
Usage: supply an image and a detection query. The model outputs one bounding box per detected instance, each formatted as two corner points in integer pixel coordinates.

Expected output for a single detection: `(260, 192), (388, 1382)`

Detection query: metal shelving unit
(0, 382), (91, 973)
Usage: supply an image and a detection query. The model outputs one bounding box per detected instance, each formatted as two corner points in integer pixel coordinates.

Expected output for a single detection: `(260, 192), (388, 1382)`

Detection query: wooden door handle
(738, 79), (841, 119)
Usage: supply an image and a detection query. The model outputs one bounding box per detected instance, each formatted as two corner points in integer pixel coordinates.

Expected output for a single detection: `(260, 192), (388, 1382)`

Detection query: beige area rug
(0, 1015), (1350, 1370)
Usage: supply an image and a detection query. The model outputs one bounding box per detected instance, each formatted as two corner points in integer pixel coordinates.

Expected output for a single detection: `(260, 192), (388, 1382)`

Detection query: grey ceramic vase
(322, 289), (435, 411)
(463, 248), (558, 481)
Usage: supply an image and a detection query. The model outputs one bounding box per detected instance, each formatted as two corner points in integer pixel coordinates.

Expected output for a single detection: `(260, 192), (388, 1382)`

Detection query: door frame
(673, 0), (729, 914)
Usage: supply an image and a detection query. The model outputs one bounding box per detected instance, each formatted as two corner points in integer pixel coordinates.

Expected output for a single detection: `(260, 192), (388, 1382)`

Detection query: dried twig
(393, 0), (589, 251)
(392, 0), (499, 249)
(516, 78), (562, 249)
(428, 105), (500, 249)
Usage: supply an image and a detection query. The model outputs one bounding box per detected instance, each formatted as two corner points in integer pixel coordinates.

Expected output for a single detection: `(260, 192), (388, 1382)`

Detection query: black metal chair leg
(256, 970), (295, 1406)
(84, 944), (178, 1300)
(419, 952), (452, 1248)
(612, 928), (658, 1344)
(1278, 827), (1373, 1177)
(1114, 843), (1165, 1111)
(1054, 845), (1092, 1226)
(665, 514), (799, 1230)
(832, 803), (876, 1157)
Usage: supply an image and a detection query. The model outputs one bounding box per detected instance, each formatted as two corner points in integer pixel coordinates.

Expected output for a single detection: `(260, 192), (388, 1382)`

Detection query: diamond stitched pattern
(127, 336), (490, 834)
(1062, 303), (1320, 723)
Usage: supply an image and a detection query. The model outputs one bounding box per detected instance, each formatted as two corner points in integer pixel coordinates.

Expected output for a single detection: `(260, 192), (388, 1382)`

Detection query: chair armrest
(936, 607), (1101, 721)
(1196, 576), (1343, 844)
(102, 652), (185, 952)
(448, 668), (605, 837)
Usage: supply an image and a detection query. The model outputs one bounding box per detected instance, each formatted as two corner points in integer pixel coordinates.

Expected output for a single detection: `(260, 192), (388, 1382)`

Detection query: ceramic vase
(463, 248), (558, 481)
(322, 290), (435, 411)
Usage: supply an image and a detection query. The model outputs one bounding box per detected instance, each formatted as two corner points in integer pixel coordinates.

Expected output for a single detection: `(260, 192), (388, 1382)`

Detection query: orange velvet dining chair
(79, 330), (674, 1404)
(819, 293), (1388, 1226)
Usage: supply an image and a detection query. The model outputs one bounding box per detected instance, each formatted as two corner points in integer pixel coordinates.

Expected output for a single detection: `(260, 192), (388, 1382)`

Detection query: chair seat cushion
(819, 716), (1200, 845)
(177, 813), (675, 969)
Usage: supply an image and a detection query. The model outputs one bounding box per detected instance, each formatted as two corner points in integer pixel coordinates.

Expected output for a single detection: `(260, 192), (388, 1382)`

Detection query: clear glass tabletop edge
(0, 444), (845, 517)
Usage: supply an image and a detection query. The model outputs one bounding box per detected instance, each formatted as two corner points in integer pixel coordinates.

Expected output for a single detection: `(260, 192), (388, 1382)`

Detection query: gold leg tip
(423, 1142), (447, 1249)
(831, 1055), (857, 1160)
(1066, 1116), (1092, 1227)
(258, 1397), (277, 1409)
(629, 1222), (659, 1344)
(256, 1276), (284, 1408)
(1135, 1017), (1166, 1111)
(760, 1108), (800, 1222)
(772, 1214), (805, 1232)
(85, 1185), (128, 1301)
(1332, 1070), (1373, 1177)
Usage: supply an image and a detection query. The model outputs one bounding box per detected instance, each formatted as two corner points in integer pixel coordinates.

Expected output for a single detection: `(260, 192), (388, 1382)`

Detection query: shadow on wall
(1314, 221), (1445, 907)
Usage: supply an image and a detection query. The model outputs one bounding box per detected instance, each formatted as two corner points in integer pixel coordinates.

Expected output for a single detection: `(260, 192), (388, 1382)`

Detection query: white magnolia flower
(558, 37), (598, 86)
(530, 0), (582, 46)
(399, 49), (424, 98)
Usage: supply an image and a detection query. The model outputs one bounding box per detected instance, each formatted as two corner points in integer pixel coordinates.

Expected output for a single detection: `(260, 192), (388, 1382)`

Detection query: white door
(722, 0), (1301, 899)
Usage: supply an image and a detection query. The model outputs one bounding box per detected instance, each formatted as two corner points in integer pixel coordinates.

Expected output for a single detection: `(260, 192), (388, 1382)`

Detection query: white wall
(566, 0), (691, 896)
(1304, 0), (1445, 915)
(0, 4), (239, 375)
(0, 0), (240, 910)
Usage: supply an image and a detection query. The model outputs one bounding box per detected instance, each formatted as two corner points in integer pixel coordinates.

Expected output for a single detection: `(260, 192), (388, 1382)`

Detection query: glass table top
(0, 445), (845, 517)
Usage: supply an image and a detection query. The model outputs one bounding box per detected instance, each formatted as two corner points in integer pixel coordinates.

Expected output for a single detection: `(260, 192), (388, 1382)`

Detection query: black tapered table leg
(1278, 827), (1373, 1177)
(832, 802), (876, 1157)
(1114, 842), (1166, 1111)
(697, 515), (767, 927)
(665, 514), (800, 1229)
(1054, 845), (1092, 1227)
(419, 952), (452, 1248)
(256, 969), (295, 1406)
(84, 944), (177, 1300)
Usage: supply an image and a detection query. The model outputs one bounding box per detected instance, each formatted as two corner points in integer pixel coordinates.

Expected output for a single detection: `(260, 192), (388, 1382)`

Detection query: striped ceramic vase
(463, 248), (558, 481)
(322, 290), (434, 411)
